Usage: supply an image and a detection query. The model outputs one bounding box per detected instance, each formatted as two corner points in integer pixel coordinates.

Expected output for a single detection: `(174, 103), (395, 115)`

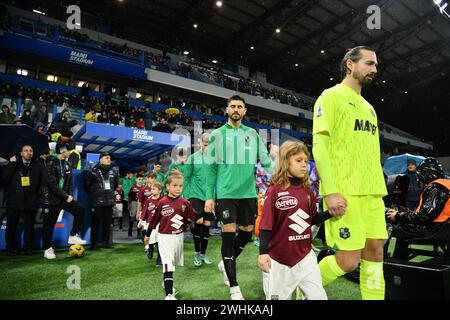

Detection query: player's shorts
(217, 198), (257, 226)
(158, 232), (184, 273)
(129, 201), (137, 217)
(189, 198), (215, 222)
(113, 203), (123, 218)
(265, 250), (327, 300)
(149, 223), (159, 245)
(324, 195), (388, 251)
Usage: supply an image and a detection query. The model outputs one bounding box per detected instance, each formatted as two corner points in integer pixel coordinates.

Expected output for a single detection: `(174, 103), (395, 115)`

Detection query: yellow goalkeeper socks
(360, 259), (385, 300)
(319, 255), (345, 287)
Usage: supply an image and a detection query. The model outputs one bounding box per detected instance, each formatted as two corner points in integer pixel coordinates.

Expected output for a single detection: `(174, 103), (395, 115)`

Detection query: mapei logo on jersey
(275, 196), (298, 210)
(170, 214), (184, 230)
(161, 206), (175, 216)
(354, 119), (377, 135)
(288, 208), (311, 241)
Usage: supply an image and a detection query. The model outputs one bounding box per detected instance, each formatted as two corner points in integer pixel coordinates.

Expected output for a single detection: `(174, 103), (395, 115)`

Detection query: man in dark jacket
(41, 141), (86, 259)
(85, 153), (119, 249)
(404, 159), (421, 210)
(2, 145), (46, 256)
(387, 158), (450, 259)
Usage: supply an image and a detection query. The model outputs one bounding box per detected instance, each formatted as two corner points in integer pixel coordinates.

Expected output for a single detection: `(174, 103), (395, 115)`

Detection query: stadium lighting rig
(433, 0), (450, 19)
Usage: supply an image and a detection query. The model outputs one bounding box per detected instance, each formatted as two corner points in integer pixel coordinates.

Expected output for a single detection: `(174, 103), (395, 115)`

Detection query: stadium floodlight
(321, 50), (325, 54)
(275, 28), (281, 33)
(183, 51), (190, 55)
(382, 80), (386, 83)
(250, 46), (254, 50)
(295, 63), (299, 67)
(216, 1), (223, 8)
(193, 24), (198, 28)
(212, 59), (218, 64)
(33, 9), (45, 15)
(433, 0), (450, 19)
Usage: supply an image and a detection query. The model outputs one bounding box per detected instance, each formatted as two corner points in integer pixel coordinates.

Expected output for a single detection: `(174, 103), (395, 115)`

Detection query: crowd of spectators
(7, 10), (316, 112)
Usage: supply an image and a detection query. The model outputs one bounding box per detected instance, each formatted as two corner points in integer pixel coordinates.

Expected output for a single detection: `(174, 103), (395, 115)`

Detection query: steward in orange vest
(386, 157), (449, 259)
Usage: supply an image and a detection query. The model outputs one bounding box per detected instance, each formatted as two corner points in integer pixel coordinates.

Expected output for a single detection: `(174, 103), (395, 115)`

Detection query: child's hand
(258, 254), (271, 273)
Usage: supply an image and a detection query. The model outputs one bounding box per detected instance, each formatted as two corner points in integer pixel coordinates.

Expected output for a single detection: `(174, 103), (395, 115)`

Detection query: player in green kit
(313, 46), (388, 300)
(204, 95), (276, 300)
(184, 133), (214, 267)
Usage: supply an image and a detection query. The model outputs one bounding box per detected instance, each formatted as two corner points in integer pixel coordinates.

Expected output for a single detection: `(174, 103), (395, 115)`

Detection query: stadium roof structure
(72, 122), (190, 161)
(51, 0), (450, 97)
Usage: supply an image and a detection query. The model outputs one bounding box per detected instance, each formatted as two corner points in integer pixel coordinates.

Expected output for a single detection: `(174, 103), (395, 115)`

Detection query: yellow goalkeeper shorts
(323, 195), (388, 251)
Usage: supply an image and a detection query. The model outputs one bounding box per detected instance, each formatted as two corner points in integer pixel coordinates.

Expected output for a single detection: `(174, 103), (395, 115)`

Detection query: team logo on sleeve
(339, 228), (351, 239)
(316, 105), (323, 118)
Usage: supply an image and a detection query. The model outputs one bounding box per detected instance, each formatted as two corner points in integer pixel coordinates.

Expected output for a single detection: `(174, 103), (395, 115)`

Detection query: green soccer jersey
(120, 176), (136, 201)
(205, 123), (274, 200)
(154, 171), (165, 184)
(312, 83), (387, 196)
(184, 150), (208, 201)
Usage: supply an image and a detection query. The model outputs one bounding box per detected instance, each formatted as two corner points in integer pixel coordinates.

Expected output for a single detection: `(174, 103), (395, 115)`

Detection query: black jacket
(397, 181), (450, 226)
(85, 164), (119, 207)
(1, 158), (46, 211)
(45, 156), (73, 206)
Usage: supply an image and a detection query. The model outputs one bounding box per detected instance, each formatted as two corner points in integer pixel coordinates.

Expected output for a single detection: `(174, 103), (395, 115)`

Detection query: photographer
(387, 158), (450, 259)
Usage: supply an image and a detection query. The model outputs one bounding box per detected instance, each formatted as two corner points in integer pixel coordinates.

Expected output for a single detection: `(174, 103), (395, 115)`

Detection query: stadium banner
(0, 32), (147, 80)
(84, 122), (191, 148)
(0, 170), (92, 250)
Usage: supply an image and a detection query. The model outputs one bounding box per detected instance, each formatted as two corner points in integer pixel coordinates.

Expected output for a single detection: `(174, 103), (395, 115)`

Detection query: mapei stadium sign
(69, 50), (94, 66)
(133, 129), (154, 142)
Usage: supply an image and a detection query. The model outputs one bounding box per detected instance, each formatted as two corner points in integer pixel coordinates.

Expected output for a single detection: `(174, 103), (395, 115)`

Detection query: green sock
(360, 259), (385, 300)
(319, 255), (346, 287)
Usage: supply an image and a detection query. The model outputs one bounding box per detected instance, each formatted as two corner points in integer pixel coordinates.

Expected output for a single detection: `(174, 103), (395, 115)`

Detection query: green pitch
(0, 237), (360, 300)
(3, 236), (433, 300)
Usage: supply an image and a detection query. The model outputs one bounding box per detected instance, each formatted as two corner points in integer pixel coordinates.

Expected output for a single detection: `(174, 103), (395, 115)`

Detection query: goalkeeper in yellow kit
(312, 46), (388, 300)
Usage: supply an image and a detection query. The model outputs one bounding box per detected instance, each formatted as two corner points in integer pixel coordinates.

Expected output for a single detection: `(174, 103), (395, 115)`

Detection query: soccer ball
(69, 244), (85, 258)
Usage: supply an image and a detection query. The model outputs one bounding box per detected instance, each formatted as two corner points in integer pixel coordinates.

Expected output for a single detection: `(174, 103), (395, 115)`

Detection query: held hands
(204, 199), (215, 213)
(258, 254), (271, 273)
(66, 195), (73, 203)
(9, 156), (16, 162)
(325, 193), (347, 217)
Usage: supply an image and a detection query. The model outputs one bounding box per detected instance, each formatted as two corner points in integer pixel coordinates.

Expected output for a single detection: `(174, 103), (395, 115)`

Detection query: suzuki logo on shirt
(170, 214), (184, 230)
(288, 208), (311, 241)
